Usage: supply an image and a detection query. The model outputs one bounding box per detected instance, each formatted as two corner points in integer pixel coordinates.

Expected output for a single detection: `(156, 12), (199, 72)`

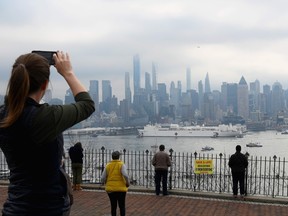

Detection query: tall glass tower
(89, 80), (99, 113)
(186, 68), (191, 92)
(125, 72), (131, 104)
(133, 54), (141, 95)
(145, 72), (152, 93)
(152, 62), (157, 91)
(204, 72), (211, 93)
(102, 80), (112, 102)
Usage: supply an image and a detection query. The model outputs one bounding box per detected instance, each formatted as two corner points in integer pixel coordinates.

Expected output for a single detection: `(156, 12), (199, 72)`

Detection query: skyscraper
(186, 68), (191, 92)
(263, 84), (272, 115)
(204, 72), (211, 93)
(102, 80), (112, 102)
(169, 81), (179, 110)
(89, 80), (99, 114)
(220, 82), (228, 111)
(145, 72), (152, 93)
(157, 83), (168, 104)
(125, 72), (131, 104)
(271, 81), (284, 117)
(238, 76), (249, 119)
(133, 54), (141, 95)
(152, 62), (157, 91)
(198, 80), (204, 115)
(226, 83), (238, 114)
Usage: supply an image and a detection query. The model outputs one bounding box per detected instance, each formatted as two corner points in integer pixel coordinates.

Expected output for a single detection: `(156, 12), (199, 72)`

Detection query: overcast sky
(1, 0), (288, 100)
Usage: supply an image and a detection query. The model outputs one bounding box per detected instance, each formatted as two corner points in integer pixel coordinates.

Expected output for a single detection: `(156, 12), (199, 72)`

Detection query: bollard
(169, 148), (174, 190)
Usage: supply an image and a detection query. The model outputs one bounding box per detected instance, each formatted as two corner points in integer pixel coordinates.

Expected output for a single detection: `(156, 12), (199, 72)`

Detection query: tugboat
(201, 146), (214, 151)
(246, 142), (262, 147)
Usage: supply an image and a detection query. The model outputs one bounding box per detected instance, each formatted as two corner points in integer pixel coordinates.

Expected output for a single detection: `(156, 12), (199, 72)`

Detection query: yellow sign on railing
(194, 159), (214, 174)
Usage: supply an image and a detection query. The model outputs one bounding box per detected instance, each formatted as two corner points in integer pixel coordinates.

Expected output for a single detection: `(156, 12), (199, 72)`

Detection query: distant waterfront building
(89, 80), (99, 114)
(152, 62), (157, 91)
(110, 95), (118, 113)
(157, 83), (168, 104)
(133, 54), (141, 95)
(238, 76), (249, 120)
(189, 89), (199, 119)
(169, 81), (179, 109)
(226, 83), (238, 115)
(102, 80), (112, 102)
(186, 68), (191, 92)
(181, 92), (193, 121)
(220, 82), (228, 112)
(204, 72), (211, 93)
(250, 79), (261, 112)
(119, 99), (129, 123)
(133, 88), (147, 107)
(177, 81), (182, 102)
(198, 80), (204, 116)
(263, 84), (272, 116)
(145, 72), (152, 93)
(212, 90), (222, 121)
(101, 80), (112, 113)
(125, 72), (131, 104)
(203, 92), (215, 121)
(271, 81), (284, 118)
(250, 79), (260, 94)
(64, 89), (74, 105)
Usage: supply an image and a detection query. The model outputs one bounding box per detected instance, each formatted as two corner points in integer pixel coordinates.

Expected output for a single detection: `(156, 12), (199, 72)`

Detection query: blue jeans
(108, 192), (126, 216)
(155, 169), (168, 195)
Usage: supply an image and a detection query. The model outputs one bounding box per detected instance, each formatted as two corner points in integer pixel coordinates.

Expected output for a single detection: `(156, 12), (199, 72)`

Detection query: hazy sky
(1, 0), (288, 100)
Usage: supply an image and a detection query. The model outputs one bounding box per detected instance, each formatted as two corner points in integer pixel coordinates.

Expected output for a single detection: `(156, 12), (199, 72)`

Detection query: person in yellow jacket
(101, 151), (130, 216)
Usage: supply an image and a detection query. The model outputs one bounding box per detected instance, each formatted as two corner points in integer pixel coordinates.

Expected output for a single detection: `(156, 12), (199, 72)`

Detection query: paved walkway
(0, 186), (287, 215)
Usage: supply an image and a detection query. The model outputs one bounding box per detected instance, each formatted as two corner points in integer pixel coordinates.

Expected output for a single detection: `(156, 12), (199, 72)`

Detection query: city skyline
(1, 1), (288, 100)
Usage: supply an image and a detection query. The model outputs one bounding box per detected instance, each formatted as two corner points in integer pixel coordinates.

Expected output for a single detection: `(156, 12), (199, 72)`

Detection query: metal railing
(1, 148), (288, 198)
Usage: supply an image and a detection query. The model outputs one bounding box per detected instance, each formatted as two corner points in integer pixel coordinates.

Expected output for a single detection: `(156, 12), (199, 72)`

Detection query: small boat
(281, 130), (288, 135)
(246, 142), (262, 147)
(201, 146), (214, 151)
(90, 133), (98, 137)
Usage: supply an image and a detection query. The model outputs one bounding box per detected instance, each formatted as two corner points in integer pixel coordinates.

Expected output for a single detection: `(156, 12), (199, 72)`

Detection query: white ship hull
(138, 124), (244, 138)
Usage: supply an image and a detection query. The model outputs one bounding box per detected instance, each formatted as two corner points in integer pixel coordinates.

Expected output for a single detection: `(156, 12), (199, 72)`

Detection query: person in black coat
(69, 142), (83, 190)
(228, 145), (248, 198)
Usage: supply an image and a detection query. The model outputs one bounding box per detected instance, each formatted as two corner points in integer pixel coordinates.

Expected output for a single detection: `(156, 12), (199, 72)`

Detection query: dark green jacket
(0, 92), (94, 216)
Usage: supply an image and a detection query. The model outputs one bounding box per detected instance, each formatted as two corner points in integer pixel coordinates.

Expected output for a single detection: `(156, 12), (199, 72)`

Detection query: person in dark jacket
(228, 145), (248, 199)
(69, 142), (84, 190)
(0, 51), (95, 216)
(152, 144), (172, 196)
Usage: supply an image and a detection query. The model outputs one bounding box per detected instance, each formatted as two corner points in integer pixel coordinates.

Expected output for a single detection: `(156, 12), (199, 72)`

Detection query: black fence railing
(1, 148), (287, 198)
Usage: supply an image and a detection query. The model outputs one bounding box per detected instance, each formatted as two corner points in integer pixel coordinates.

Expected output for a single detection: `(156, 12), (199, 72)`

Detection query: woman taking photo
(0, 51), (95, 216)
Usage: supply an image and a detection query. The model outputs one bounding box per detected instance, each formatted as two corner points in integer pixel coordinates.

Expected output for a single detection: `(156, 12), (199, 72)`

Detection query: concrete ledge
(1, 181), (287, 205)
(81, 183), (288, 205)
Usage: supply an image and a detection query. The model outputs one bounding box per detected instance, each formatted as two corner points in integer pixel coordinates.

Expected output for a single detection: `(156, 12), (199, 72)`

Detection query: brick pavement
(0, 186), (287, 216)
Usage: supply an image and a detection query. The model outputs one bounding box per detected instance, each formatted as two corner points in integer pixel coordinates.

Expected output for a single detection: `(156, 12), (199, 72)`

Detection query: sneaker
(233, 195), (237, 198)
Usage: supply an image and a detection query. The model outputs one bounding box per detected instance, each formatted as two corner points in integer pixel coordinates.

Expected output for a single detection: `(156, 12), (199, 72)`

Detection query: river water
(64, 130), (288, 158)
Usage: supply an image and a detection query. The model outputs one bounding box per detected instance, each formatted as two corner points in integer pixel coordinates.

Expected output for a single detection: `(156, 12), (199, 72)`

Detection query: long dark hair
(0, 53), (50, 128)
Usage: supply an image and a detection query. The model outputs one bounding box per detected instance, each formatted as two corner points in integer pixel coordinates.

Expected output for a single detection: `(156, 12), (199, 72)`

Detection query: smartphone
(31, 50), (57, 65)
